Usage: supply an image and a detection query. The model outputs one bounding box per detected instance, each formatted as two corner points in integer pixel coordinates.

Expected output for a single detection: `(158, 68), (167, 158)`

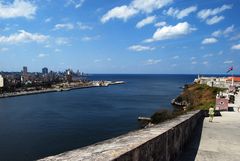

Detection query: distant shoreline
(0, 81), (125, 99)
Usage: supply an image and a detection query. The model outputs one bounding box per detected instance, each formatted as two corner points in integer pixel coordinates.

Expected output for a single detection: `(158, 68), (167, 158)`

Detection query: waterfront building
(226, 77), (240, 85)
(194, 76), (231, 88)
(0, 75), (4, 88)
(42, 67), (48, 75)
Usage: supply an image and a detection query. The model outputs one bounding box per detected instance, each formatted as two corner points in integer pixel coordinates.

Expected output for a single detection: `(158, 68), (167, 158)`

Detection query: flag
(226, 66), (233, 73)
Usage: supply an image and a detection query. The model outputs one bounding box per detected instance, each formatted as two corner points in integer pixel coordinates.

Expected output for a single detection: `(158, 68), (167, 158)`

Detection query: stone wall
(39, 110), (203, 161)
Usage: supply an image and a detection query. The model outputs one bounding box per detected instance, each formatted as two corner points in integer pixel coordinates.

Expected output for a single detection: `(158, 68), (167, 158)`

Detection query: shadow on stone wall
(39, 111), (204, 161)
(177, 118), (204, 161)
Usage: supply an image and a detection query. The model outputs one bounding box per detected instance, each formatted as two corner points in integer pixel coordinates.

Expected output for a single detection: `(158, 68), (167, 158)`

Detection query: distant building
(66, 69), (73, 82)
(0, 75), (4, 87)
(23, 66), (28, 75)
(21, 66), (29, 83)
(194, 76), (229, 88)
(48, 71), (56, 82)
(226, 77), (240, 83)
(42, 67), (48, 75)
(229, 85), (237, 93)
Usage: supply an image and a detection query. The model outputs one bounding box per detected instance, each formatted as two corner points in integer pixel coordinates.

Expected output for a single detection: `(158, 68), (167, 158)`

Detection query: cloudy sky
(0, 0), (239, 74)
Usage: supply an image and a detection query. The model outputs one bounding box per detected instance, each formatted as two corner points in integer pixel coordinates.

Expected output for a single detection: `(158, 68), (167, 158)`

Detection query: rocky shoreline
(139, 83), (224, 127)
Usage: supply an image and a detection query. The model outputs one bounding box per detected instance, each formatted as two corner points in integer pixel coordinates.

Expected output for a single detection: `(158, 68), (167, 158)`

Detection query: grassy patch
(179, 84), (225, 110)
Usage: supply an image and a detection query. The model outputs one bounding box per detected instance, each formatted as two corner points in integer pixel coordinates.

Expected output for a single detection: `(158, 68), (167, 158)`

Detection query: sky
(0, 0), (240, 74)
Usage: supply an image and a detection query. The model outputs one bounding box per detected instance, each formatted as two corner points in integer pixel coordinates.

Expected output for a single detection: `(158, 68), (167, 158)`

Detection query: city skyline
(0, 66), (83, 74)
(0, 0), (239, 74)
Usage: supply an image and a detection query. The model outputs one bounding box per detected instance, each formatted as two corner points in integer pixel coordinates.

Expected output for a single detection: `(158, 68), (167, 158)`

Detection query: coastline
(0, 81), (125, 99)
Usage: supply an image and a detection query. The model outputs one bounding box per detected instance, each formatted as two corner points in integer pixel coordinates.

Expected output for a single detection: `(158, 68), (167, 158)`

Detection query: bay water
(0, 74), (196, 161)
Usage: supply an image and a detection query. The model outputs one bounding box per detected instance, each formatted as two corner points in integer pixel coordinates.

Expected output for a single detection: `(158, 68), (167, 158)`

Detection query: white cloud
(54, 22), (92, 30)
(65, 0), (85, 9)
(224, 60), (233, 64)
(131, 0), (173, 13)
(202, 38), (218, 44)
(0, 0), (37, 19)
(231, 44), (240, 50)
(177, 6), (197, 19)
(212, 30), (221, 37)
(191, 61), (197, 64)
(101, 0), (173, 23)
(54, 23), (74, 30)
(230, 34), (240, 41)
(172, 55), (179, 59)
(77, 22), (92, 30)
(81, 36), (93, 41)
(203, 53), (213, 58)
(136, 16), (156, 28)
(45, 17), (52, 23)
(171, 64), (177, 67)
(0, 30), (48, 44)
(94, 59), (102, 63)
(55, 37), (69, 45)
(128, 45), (155, 52)
(154, 21), (167, 27)
(54, 48), (61, 52)
(44, 44), (51, 48)
(165, 7), (177, 16)
(145, 22), (196, 42)
(206, 16), (224, 25)
(212, 25), (234, 37)
(165, 6), (197, 19)
(218, 51), (223, 55)
(224, 25), (235, 35)
(38, 53), (48, 58)
(0, 47), (9, 52)
(75, 0), (85, 8)
(197, 4), (232, 20)
(101, 5), (138, 23)
(81, 35), (100, 42)
(203, 61), (208, 65)
(191, 57), (196, 60)
(94, 58), (112, 63)
(145, 59), (161, 65)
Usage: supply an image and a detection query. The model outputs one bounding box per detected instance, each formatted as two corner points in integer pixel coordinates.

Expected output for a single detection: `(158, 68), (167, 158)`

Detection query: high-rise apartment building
(23, 66), (28, 75)
(0, 75), (4, 88)
(42, 67), (48, 75)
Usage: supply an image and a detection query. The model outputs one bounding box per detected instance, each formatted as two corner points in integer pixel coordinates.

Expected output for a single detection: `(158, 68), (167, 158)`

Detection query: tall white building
(0, 75), (4, 88)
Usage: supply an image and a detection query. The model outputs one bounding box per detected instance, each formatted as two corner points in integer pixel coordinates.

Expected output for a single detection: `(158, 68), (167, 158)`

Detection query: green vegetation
(178, 83), (224, 110)
(150, 83), (225, 124)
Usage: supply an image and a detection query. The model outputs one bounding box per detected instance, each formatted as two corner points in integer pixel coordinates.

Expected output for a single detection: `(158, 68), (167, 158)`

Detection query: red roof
(226, 77), (240, 82)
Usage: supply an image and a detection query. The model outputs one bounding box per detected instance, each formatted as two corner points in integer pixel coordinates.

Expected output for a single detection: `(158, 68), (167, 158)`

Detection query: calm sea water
(0, 74), (196, 161)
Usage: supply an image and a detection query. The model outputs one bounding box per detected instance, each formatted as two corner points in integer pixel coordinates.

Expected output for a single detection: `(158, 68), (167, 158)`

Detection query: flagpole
(227, 66), (234, 86)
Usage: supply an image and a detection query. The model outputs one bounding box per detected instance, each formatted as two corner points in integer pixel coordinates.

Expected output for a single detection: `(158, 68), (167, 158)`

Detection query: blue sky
(0, 0), (240, 74)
